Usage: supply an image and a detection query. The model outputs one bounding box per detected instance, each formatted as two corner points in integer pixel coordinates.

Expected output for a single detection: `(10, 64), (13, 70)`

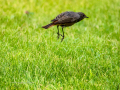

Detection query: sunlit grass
(0, 0), (119, 89)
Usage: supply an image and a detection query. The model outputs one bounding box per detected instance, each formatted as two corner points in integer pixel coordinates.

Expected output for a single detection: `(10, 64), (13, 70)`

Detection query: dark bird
(42, 11), (89, 42)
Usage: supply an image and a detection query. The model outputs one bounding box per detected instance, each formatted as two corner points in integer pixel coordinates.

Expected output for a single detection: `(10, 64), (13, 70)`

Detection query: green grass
(0, 0), (120, 89)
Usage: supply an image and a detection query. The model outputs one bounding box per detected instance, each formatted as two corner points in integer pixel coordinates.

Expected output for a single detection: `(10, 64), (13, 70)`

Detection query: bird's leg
(57, 25), (60, 39)
(57, 25), (62, 39)
(61, 27), (64, 42)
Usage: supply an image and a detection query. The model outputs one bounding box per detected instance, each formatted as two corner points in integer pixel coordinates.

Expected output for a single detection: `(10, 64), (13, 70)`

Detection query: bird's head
(77, 12), (89, 19)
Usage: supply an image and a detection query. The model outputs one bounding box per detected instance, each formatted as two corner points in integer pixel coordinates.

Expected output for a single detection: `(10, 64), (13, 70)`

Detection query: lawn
(0, 0), (120, 89)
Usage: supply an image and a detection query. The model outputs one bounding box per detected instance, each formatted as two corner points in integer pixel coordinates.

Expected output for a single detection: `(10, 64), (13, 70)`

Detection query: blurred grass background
(0, 0), (120, 89)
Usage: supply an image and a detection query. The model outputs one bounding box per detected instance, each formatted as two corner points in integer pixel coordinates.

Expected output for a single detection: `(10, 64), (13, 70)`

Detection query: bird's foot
(57, 33), (63, 39)
(61, 36), (64, 42)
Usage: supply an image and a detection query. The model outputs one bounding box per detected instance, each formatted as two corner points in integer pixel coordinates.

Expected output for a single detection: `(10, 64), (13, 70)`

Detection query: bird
(42, 11), (89, 42)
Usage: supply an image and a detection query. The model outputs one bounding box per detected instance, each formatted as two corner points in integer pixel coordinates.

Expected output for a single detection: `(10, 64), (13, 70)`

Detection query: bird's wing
(51, 11), (80, 24)
(54, 16), (73, 24)
(51, 12), (67, 22)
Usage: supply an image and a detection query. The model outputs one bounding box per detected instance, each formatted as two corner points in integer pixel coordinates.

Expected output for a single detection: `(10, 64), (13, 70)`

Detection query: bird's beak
(86, 16), (89, 18)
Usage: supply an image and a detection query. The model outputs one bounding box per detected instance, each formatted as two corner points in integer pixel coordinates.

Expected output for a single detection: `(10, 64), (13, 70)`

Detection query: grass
(0, 0), (120, 89)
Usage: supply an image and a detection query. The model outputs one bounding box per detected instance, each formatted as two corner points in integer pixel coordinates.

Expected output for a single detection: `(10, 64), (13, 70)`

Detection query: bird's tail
(42, 23), (54, 29)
